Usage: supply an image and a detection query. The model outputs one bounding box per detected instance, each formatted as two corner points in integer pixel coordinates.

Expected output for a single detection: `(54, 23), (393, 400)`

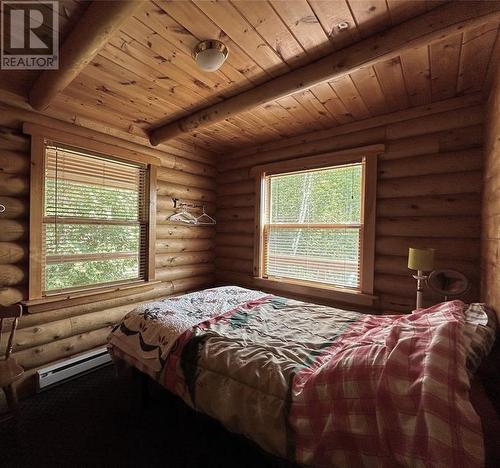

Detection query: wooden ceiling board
(329, 76), (371, 120)
(349, 66), (389, 116)
(230, 1), (308, 68)
(347, 0), (392, 37)
(268, 0), (332, 61)
(193, 0), (289, 78)
(309, 82), (354, 125)
(293, 89), (339, 129)
(1, 0), (498, 154)
(429, 33), (463, 101)
(399, 45), (432, 107)
(386, 0), (429, 24)
(105, 31), (224, 103)
(374, 57), (411, 112)
(457, 22), (499, 94)
(154, 0), (269, 85)
(307, 0), (361, 50)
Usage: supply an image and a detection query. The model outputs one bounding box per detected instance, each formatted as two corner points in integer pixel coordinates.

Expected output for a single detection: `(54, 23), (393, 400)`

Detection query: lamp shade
(408, 247), (434, 271)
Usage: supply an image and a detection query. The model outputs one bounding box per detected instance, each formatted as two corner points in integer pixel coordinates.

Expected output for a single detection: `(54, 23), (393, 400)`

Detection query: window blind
(43, 143), (148, 294)
(263, 163), (363, 290)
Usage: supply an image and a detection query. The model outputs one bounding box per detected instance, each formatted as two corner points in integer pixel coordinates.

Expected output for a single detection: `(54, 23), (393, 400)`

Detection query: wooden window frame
(24, 123), (159, 308)
(250, 144), (384, 307)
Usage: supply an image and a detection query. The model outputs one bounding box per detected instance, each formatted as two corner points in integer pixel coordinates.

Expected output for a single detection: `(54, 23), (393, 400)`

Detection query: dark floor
(1, 365), (295, 468)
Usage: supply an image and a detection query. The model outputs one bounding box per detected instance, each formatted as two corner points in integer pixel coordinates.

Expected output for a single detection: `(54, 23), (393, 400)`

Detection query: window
(43, 145), (149, 294)
(263, 163), (362, 290)
(26, 123), (158, 302)
(252, 145), (380, 302)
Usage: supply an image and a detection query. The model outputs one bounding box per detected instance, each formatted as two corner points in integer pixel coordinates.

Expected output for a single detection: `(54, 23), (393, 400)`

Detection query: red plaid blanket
(291, 300), (489, 467)
(108, 289), (496, 467)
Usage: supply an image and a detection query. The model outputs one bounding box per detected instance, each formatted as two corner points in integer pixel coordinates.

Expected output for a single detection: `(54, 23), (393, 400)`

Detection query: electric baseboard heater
(36, 347), (112, 391)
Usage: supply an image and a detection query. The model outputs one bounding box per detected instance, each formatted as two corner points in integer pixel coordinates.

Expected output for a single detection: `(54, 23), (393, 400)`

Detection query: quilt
(108, 286), (497, 467)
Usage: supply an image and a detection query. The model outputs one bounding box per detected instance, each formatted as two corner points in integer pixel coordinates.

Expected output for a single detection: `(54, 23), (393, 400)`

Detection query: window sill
(252, 277), (377, 308)
(23, 280), (162, 314)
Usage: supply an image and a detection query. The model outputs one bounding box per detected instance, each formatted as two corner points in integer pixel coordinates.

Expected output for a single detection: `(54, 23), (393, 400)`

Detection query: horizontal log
(156, 196), (216, 214)
(378, 149), (483, 179)
(157, 180), (216, 202)
(374, 274), (458, 304)
(172, 156), (217, 178)
(216, 207), (254, 221)
(0, 196), (28, 218)
(375, 255), (479, 279)
(381, 126), (481, 161)
(0, 127), (29, 151)
(0, 174), (29, 196)
(376, 236), (480, 261)
(216, 233), (254, 247)
(376, 216), (480, 238)
(156, 224), (215, 239)
(376, 193), (482, 217)
(378, 294), (418, 313)
(228, 95), (482, 160)
(216, 168), (250, 185)
(0, 264), (25, 286)
(155, 251), (214, 268)
(2, 301), (142, 353)
(374, 274), (419, 298)
(0, 150), (29, 174)
(217, 180), (255, 196)
(215, 258), (253, 274)
(155, 263), (215, 282)
(13, 326), (112, 370)
(217, 193), (255, 209)
(216, 220), (254, 234)
(218, 127), (385, 173)
(171, 275), (214, 294)
(0, 242), (26, 264)
(155, 238), (215, 254)
(218, 108), (482, 173)
(215, 246), (253, 261)
(0, 102), (214, 169)
(377, 171), (482, 198)
(0, 286), (25, 306)
(386, 105), (483, 140)
(157, 166), (215, 190)
(0, 220), (26, 241)
(19, 283), (174, 329)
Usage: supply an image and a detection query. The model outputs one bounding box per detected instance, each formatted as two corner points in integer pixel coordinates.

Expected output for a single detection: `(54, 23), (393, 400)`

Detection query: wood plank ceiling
(1, 0), (499, 153)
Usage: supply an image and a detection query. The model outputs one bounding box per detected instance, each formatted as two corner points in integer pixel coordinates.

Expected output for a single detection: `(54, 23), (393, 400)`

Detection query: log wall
(0, 115), (216, 390)
(481, 67), (500, 320)
(215, 101), (484, 312)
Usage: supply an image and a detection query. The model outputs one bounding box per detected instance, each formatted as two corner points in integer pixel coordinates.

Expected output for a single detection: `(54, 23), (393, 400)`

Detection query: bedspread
(108, 287), (497, 467)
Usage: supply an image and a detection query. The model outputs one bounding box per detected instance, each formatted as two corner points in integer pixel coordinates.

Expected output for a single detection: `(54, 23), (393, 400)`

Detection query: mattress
(107, 286), (497, 467)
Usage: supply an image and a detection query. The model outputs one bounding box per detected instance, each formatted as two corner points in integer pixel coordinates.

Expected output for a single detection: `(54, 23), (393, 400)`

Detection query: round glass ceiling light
(193, 40), (229, 72)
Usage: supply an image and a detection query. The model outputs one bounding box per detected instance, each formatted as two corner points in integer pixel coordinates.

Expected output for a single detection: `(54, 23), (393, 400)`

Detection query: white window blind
(263, 162), (363, 290)
(43, 144), (148, 294)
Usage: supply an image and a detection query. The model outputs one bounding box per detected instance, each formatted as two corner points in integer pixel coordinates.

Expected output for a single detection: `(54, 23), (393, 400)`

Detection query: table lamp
(408, 247), (434, 310)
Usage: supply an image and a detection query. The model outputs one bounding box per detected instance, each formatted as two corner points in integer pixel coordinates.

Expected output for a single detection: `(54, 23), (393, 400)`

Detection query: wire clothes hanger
(195, 206), (216, 225)
(167, 198), (216, 225)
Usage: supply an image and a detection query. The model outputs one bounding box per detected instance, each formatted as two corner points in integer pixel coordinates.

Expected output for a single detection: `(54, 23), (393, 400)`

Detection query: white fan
(427, 269), (470, 301)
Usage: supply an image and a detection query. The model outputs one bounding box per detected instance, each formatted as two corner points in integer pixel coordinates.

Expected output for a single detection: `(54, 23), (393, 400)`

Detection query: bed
(107, 286), (497, 467)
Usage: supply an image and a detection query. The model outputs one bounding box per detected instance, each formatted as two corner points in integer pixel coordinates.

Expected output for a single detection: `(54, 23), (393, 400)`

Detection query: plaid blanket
(108, 287), (496, 467)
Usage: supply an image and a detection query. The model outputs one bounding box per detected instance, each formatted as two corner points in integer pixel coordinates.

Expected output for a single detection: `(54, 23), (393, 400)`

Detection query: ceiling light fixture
(193, 40), (229, 72)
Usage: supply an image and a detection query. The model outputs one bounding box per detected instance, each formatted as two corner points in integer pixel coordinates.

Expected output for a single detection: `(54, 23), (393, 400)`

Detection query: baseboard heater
(36, 347), (112, 391)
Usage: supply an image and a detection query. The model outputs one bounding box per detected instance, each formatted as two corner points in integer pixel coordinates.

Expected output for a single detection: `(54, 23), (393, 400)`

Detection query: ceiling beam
(149, 1), (500, 146)
(29, 0), (142, 111)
